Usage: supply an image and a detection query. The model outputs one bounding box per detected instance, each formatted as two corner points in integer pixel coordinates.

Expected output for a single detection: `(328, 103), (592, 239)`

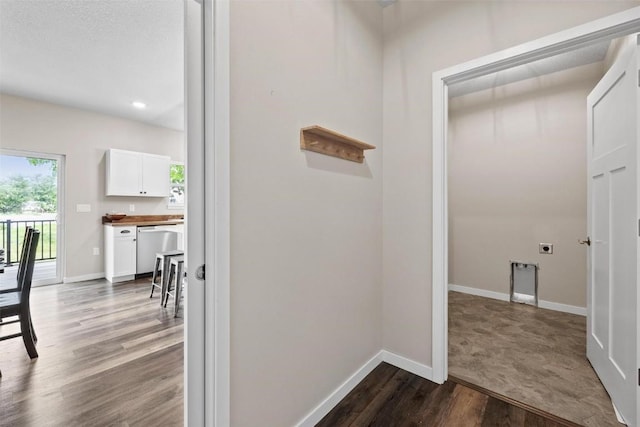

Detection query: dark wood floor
(0, 278), (183, 426)
(317, 362), (576, 427)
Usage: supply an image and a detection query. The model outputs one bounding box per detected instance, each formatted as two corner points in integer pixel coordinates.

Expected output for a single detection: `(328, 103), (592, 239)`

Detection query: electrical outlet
(539, 243), (553, 254)
(93, 247), (100, 256)
(129, 204), (135, 212)
(76, 204), (91, 213)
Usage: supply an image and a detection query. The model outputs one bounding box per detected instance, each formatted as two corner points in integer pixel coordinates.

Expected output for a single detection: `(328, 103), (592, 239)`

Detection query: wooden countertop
(106, 220), (184, 227)
(102, 214), (184, 226)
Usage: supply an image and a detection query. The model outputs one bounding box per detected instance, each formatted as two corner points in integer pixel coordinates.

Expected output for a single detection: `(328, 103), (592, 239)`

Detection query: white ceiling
(0, 0), (616, 127)
(0, 0), (184, 131)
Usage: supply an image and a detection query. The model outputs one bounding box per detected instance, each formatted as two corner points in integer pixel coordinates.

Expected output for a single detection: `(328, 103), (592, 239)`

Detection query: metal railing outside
(0, 219), (57, 265)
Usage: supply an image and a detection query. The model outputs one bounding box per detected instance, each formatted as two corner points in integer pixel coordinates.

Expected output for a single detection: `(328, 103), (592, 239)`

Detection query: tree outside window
(168, 162), (185, 209)
(0, 156), (57, 214)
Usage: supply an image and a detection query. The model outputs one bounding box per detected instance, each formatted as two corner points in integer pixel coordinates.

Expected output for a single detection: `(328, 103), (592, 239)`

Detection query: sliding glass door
(0, 149), (64, 286)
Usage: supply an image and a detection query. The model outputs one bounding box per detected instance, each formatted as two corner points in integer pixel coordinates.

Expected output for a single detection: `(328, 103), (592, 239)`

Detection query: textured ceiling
(0, 0), (614, 128)
(0, 0), (184, 131)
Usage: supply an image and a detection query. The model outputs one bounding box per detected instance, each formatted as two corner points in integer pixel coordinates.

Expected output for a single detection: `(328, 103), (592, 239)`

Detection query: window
(168, 162), (185, 209)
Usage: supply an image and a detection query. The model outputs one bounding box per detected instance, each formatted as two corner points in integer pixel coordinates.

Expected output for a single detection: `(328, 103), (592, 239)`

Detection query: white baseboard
(63, 272), (105, 283)
(448, 283), (509, 302)
(294, 350), (434, 426)
(380, 350), (433, 381)
(297, 287), (585, 425)
(449, 283), (586, 316)
(294, 351), (384, 427)
(538, 300), (586, 316)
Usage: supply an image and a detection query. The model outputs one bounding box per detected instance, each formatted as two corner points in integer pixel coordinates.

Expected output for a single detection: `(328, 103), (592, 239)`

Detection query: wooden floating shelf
(300, 125), (375, 163)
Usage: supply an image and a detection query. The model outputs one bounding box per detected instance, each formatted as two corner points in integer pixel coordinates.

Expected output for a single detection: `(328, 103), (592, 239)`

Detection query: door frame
(432, 0), (640, 399)
(205, 0), (230, 424)
(0, 148), (65, 286)
(184, 0), (230, 425)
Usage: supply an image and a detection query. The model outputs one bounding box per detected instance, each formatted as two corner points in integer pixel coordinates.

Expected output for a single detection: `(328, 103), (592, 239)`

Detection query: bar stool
(175, 276), (186, 318)
(150, 250), (183, 305)
(164, 255), (185, 317)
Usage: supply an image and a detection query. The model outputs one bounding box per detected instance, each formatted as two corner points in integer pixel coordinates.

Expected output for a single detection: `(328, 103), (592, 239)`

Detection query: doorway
(445, 59), (615, 425)
(0, 149), (64, 286)
(0, 0), (230, 424)
(431, 7), (640, 427)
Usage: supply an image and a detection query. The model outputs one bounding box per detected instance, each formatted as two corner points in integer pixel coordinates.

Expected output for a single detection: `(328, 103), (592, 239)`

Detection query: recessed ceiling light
(131, 101), (147, 109)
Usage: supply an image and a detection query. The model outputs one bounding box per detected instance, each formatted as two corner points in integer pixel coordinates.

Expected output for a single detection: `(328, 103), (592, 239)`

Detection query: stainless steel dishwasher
(136, 225), (179, 275)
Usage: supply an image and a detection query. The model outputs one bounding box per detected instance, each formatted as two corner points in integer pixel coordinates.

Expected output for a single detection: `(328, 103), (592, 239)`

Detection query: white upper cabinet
(106, 148), (170, 197)
(106, 149), (140, 196)
(141, 153), (171, 196)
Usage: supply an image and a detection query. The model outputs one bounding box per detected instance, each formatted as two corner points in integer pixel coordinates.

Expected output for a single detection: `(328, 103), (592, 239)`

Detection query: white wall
(382, 1), (639, 368)
(0, 93), (183, 279)
(229, 1), (382, 426)
(448, 62), (604, 308)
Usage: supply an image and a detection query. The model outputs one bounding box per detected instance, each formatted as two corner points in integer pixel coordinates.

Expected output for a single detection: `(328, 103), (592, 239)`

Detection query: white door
(113, 234), (136, 277)
(185, 0), (205, 425)
(587, 37), (639, 427)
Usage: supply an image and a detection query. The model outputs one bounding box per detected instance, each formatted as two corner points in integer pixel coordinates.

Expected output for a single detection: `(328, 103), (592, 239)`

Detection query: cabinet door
(113, 236), (137, 276)
(141, 154), (170, 197)
(107, 149), (142, 196)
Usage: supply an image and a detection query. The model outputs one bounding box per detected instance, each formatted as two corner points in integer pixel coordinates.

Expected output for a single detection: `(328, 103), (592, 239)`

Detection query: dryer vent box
(510, 261), (538, 307)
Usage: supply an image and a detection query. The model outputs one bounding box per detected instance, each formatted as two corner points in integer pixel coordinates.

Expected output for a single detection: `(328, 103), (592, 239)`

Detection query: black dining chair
(0, 229), (40, 374)
(0, 226), (33, 294)
(0, 228), (38, 342)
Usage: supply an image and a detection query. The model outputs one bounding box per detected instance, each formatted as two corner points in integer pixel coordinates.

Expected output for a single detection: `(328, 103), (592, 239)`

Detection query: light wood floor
(0, 260), (57, 285)
(449, 291), (617, 427)
(0, 278), (183, 426)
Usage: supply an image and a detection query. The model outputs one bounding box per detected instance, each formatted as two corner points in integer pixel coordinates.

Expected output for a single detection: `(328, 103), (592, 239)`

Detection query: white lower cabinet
(105, 225), (137, 283)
